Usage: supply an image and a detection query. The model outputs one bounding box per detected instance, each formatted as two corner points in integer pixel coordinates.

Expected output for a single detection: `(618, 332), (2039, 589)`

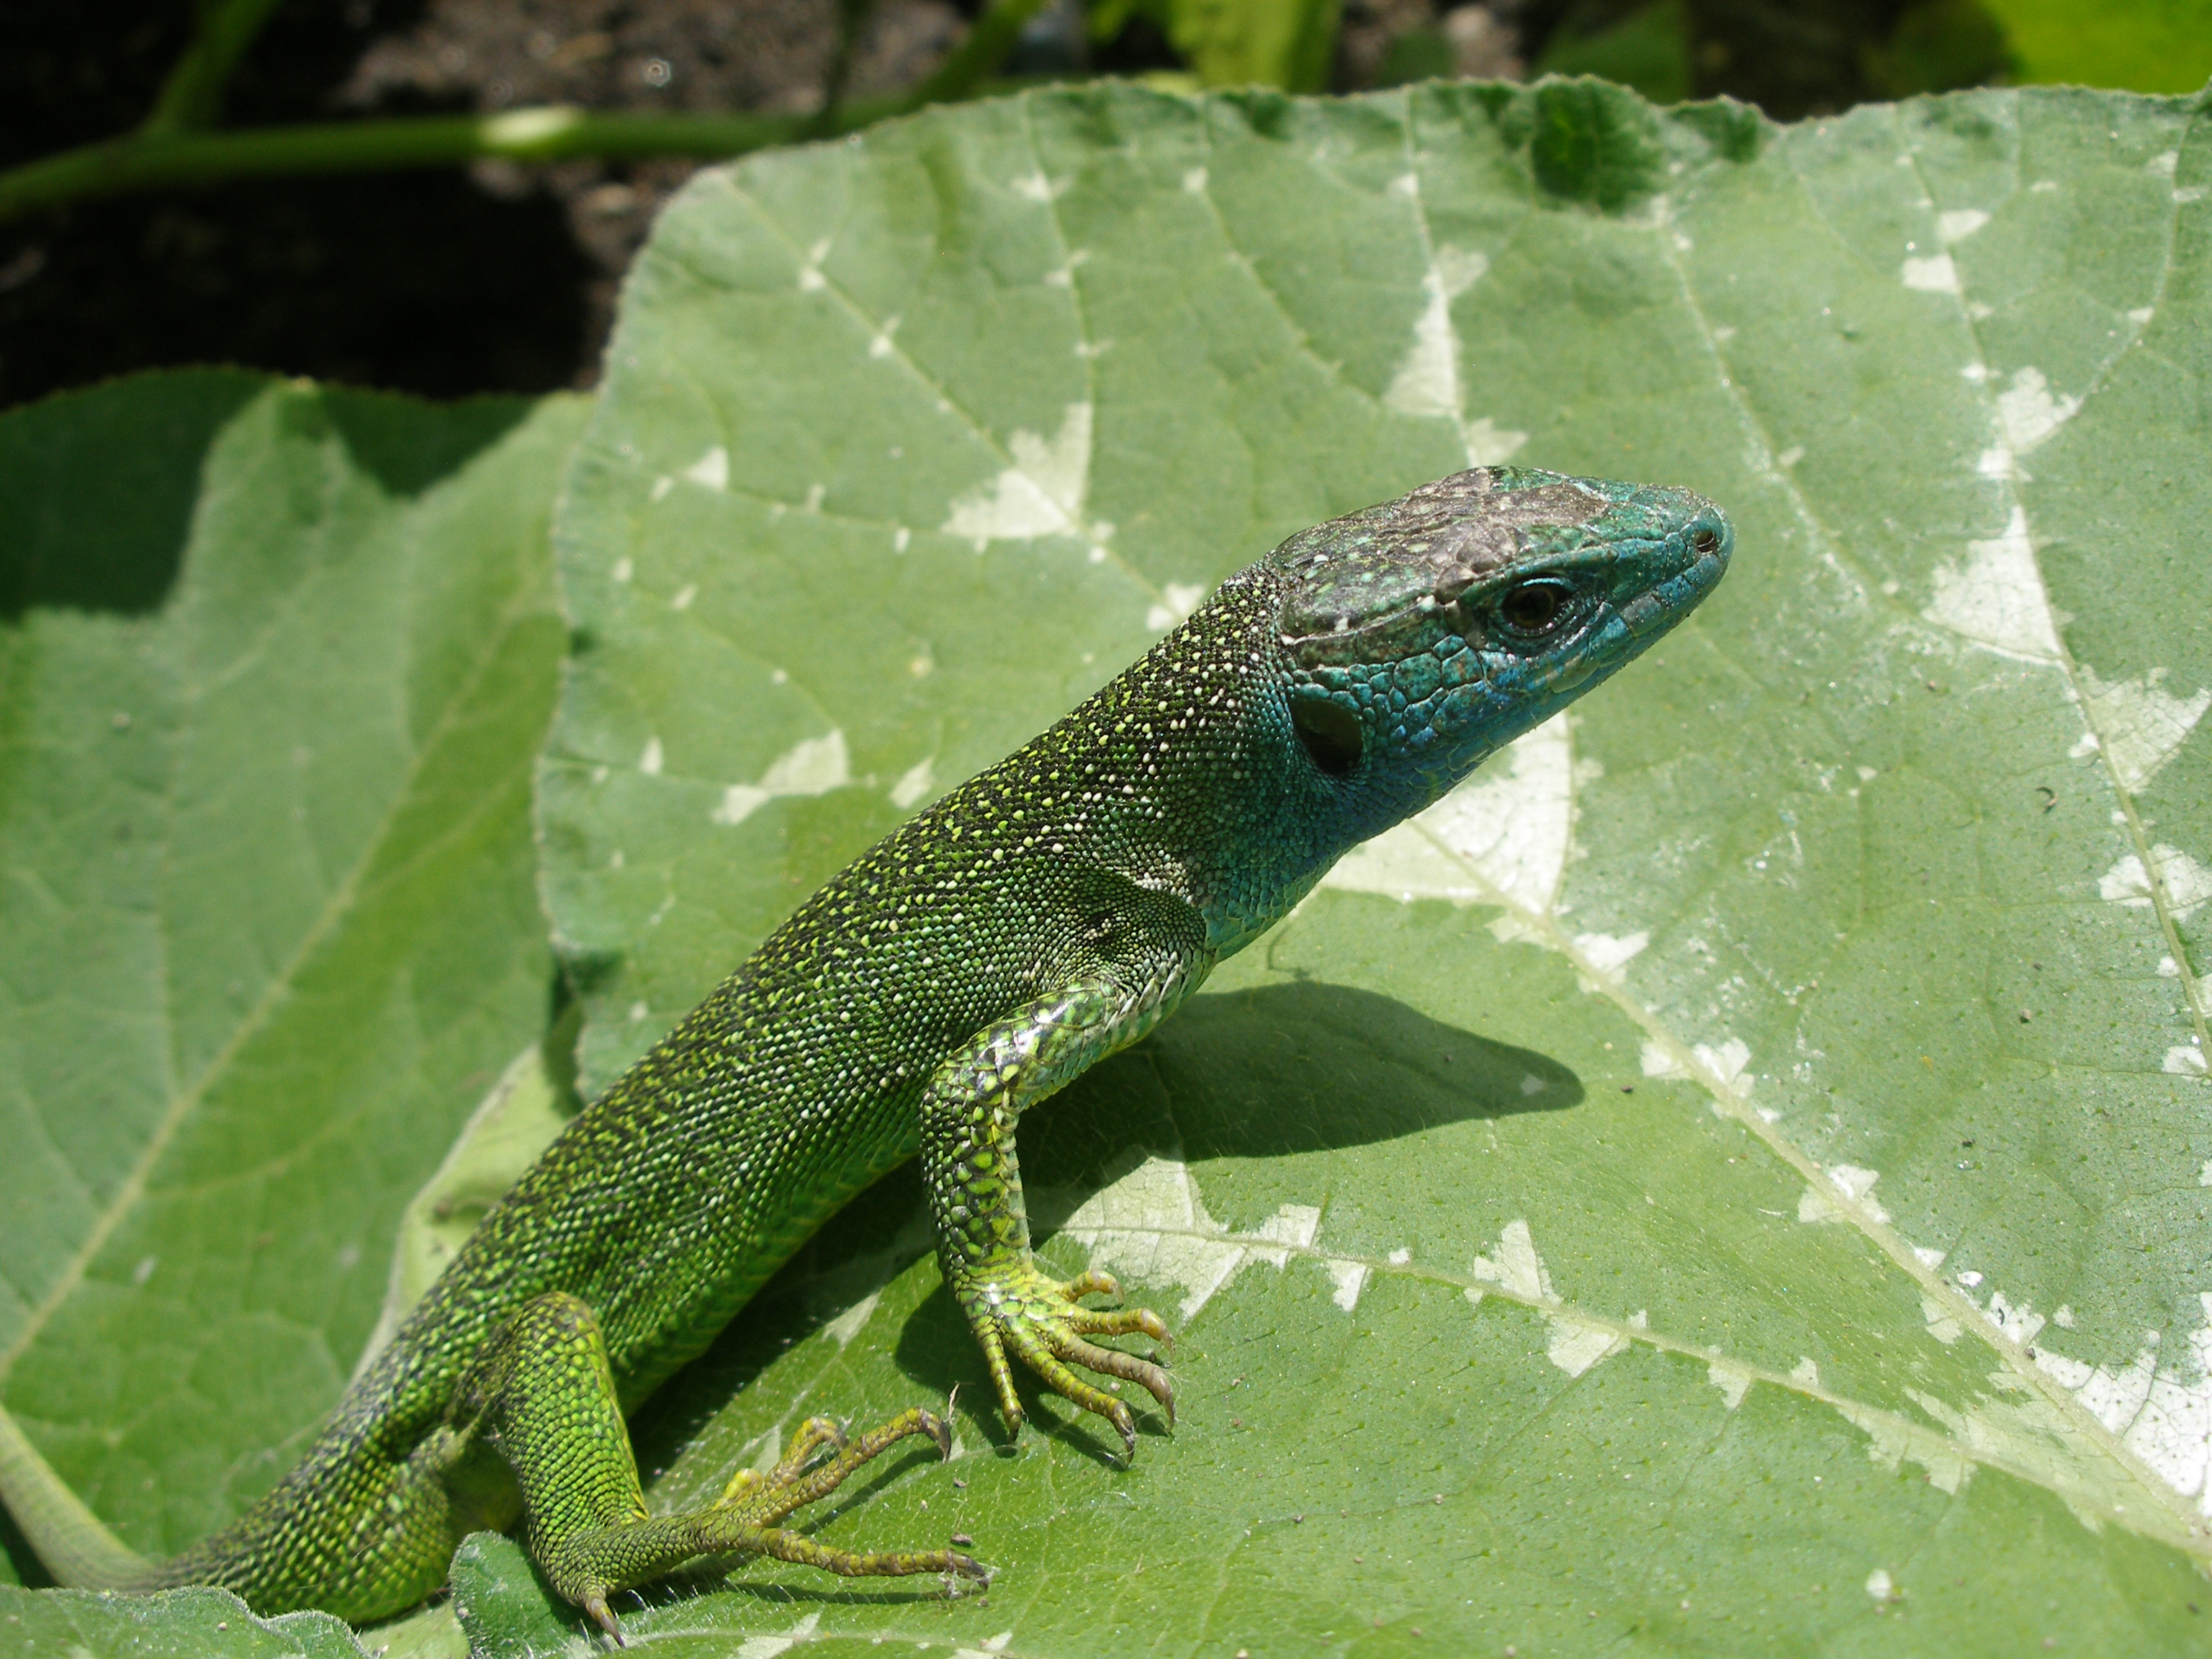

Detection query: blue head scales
(1269, 466), (1731, 840)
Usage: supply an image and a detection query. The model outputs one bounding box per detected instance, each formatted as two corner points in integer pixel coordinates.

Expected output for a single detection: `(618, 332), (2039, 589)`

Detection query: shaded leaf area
(0, 1582), (367, 1658)
(0, 374), (585, 1583)
(536, 76), (2212, 1650)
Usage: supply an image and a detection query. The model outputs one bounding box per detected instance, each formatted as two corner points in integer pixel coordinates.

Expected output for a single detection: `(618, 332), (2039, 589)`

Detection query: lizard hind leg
(454, 1293), (985, 1645)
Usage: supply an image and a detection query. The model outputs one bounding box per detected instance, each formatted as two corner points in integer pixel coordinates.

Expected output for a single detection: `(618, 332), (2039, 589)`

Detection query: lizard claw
(583, 1591), (626, 1647)
(957, 1264), (1173, 1454)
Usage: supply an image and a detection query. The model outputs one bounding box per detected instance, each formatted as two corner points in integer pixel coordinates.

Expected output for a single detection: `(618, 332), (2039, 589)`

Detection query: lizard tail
(0, 1398), (153, 1590)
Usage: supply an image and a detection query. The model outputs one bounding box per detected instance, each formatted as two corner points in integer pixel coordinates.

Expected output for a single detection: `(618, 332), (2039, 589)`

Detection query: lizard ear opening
(1290, 695), (1363, 778)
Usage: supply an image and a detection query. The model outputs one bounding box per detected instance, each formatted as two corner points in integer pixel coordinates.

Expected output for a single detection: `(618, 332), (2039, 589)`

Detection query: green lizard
(0, 464), (1730, 1639)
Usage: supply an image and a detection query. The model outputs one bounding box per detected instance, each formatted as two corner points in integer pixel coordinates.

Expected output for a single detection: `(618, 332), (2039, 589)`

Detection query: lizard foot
(554, 1406), (987, 1645)
(957, 1265), (1173, 1455)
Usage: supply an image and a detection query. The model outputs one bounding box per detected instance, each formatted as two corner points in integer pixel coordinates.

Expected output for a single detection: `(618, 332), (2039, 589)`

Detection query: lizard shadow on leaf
(1037, 977), (1584, 1177)
(631, 981), (1582, 1473)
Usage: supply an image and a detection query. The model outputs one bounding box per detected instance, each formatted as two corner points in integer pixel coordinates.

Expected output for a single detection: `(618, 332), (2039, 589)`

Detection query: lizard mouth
(1615, 504), (1730, 639)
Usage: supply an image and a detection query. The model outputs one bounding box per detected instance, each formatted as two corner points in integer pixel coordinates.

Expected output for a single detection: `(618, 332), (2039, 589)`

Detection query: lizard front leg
(922, 908), (1210, 1455)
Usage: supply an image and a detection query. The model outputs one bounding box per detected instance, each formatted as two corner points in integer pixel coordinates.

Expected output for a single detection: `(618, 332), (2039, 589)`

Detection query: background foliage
(6, 1), (2209, 418)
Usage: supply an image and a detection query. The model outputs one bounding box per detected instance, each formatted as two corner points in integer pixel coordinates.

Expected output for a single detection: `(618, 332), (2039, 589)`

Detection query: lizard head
(1267, 465), (1730, 824)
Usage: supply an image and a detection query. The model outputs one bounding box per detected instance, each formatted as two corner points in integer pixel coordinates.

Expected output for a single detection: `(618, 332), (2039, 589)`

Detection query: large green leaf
(0, 1583), (367, 1658)
(0, 374), (583, 1603)
(534, 76), (2212, 1652)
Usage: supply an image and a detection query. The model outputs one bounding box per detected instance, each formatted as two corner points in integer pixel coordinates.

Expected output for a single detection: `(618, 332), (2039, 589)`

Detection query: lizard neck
(1004, 565), (1390, 958)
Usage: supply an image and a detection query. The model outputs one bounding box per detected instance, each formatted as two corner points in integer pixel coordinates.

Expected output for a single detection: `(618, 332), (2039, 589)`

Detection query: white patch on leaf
(1328, 1259), (1370, 1311)
(1996, 367), (2080, 454)
(1921, 1294), (1963, 1344)
(1902, 253), (1961, 293)
(1694, 1038), (1754, 1102)
(1056, 1148), (1357, 1323)
(2036, 1298), (2212, 1516)
(795, 238), (831, 295)
(1323, 714), (1572, 911)
(824, 1290), (880, 1347)
(1467, 1218), (1635, 1380)
(1923, 505), (2062, 661)
(1982, 1291), (2045, 1347)
(1470, 1218), (1548, 1301)
(1709, 1361), (1753, 1409)
(2099, 845), (2212, 920)
(1382, 245), (1519, 467)
(943, 403), (1092, 542)
(735, 1611), (820, 1659)
(1938, 208), (1990, 241)
(2078, 665), (2210, 791)
(1548, 1319), (1631, 1378)
(1835, 1401), (1972, 1493)
(685, 446), (729, 490)
(1976, 443), (2019, 481)
(1799, 1164), (1889, 1225)
(1462, 416), (1527, 465)
(1146, 581), (1207, 631)
(1384, 248), (1485, 421)
(889, 757), (935, 810)
(711, 730), (851, 826)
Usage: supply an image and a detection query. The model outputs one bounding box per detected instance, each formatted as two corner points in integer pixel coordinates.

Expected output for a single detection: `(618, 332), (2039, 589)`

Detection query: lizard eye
(1290, 695), (1362, 778)
(1492, 578), (1579, 641)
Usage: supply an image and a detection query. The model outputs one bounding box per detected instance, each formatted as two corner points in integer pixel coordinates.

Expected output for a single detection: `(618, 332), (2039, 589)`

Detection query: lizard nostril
(1692, 527), (1719, 555)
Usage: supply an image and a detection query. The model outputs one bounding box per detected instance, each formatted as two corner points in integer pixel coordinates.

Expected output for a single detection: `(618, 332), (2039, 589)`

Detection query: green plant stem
(814, 0), (884, 136)
(0, 0), (1050, 228)
(144, 0), (291, 133)
(0, 109), (793, 225)
(912, 0), (1049, 102)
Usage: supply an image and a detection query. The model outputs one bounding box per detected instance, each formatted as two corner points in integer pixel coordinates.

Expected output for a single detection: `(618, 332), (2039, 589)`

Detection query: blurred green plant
(1984, 0), (2212, 94)
(1535, 0), (1692, 102)
(1865, 0), (2015, 98)
(1373, 24), (1457, 87)
(1091, 0), (1345, 90)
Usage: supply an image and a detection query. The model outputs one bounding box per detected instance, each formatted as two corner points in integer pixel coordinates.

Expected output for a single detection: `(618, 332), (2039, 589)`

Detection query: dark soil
(0, 0), (974, 410)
